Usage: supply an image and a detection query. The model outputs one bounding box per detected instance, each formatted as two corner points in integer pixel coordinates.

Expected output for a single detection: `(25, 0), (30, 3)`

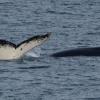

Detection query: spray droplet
(26, 47), (41, 58)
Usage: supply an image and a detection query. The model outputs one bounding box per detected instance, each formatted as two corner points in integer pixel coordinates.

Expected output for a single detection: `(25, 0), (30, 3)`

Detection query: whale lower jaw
(0, 46), (21, 60)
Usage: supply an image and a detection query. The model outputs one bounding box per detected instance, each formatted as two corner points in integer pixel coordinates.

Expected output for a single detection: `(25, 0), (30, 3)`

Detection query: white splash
(26, 47), (41, 58)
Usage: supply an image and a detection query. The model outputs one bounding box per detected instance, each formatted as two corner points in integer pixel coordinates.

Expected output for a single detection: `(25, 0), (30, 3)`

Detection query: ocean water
(0, 0), (100, 100)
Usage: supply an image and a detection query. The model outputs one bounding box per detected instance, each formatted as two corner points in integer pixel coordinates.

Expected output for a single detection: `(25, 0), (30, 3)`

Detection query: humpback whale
(0, 33), (51, 60)
(51, 47), (100, 57)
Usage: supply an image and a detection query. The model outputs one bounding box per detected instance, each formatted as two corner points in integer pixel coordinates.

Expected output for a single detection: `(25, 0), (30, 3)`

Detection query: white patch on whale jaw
(0, 45), (16, 60)
(0, 33), (51, 60)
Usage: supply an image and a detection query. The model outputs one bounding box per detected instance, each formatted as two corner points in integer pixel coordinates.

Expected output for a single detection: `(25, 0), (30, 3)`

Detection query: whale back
(51, 47), (100, 57)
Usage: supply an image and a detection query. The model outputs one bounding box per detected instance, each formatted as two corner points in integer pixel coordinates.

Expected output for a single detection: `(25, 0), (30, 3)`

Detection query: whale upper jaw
(0, 33), (51, 60)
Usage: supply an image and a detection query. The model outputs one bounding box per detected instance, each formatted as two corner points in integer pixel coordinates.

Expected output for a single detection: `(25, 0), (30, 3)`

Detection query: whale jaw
(0, 46), (16, 60)
(0, 33), (51, 60)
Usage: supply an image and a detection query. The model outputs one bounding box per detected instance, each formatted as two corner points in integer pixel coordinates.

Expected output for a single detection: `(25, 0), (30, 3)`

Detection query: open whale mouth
(0, 33), (51, 60)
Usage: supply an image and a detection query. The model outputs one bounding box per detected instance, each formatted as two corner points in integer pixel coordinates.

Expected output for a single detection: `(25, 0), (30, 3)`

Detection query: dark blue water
(0, 0), (100, 100)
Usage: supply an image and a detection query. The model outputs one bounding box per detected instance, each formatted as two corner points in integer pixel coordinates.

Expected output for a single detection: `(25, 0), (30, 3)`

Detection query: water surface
(0, 0), (100, 100)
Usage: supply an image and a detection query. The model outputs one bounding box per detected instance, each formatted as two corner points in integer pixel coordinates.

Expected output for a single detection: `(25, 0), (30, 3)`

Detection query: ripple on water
(0, 0), (100, 100)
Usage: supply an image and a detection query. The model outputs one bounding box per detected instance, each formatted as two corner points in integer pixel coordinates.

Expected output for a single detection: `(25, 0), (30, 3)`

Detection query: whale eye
(20, 48), (22, 50)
